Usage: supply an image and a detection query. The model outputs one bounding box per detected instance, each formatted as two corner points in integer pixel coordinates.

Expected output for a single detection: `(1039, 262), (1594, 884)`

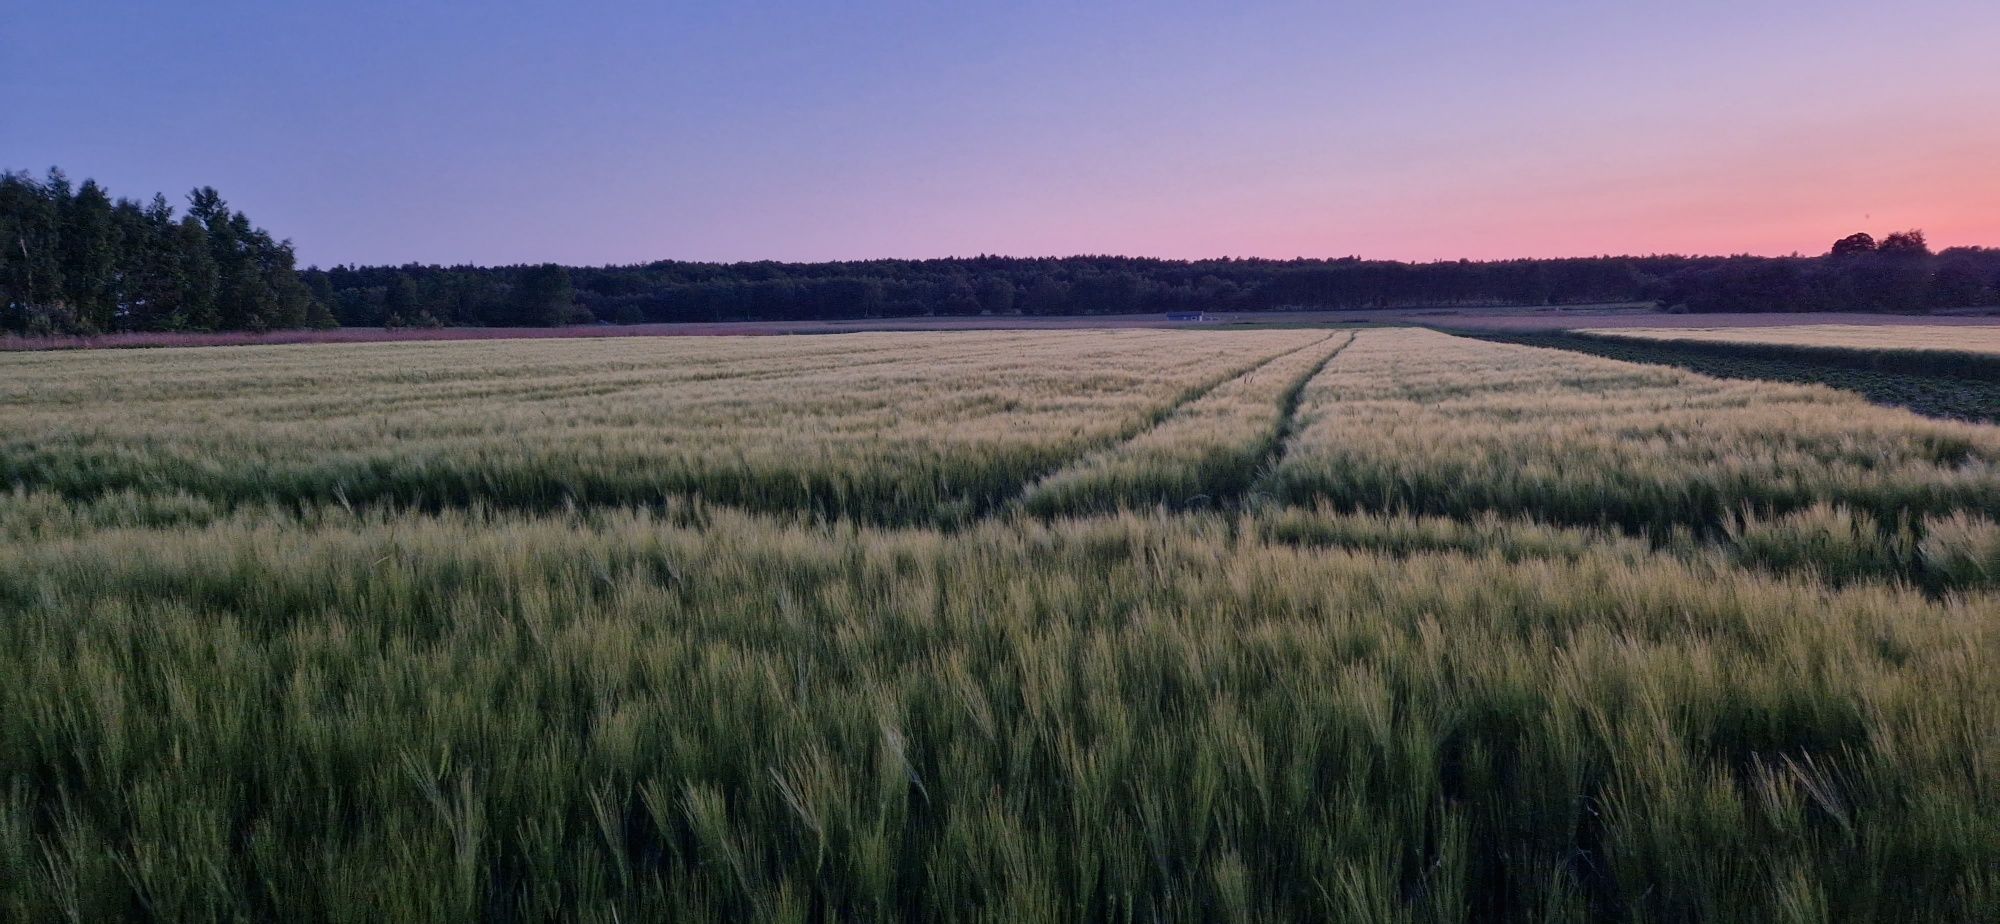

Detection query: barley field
(2, 329), (1996, 922)
(1582, 323), (2000, 356)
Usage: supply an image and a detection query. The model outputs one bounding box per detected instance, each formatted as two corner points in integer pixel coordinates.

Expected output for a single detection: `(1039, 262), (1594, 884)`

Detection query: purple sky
(8, 1), (1997, 267)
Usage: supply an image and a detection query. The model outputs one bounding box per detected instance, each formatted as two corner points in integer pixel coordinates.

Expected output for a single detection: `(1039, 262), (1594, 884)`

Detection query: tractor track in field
(1001, 331), (1357, 521)
(1239, 330), (1357, 508)
(975, 334), (1343, 523)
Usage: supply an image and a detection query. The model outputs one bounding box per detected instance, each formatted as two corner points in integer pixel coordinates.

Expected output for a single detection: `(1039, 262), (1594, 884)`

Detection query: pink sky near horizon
(9, 1), (2000, 266)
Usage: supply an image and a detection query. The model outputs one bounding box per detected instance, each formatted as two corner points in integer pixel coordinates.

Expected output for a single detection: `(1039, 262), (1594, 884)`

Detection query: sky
(6, 1), (1998, 267)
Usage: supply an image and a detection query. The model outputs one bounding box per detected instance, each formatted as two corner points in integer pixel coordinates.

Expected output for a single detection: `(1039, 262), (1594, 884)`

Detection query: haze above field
(9, 1), (1999, 267)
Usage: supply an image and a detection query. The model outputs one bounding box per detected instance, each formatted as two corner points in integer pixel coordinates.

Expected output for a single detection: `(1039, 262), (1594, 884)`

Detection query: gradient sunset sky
(7, 1), (1997, 267)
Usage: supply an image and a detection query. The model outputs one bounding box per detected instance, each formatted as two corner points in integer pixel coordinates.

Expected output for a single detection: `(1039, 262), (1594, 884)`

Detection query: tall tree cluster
(0, 168), (329, 335)
(1654, 232), (2000, 315)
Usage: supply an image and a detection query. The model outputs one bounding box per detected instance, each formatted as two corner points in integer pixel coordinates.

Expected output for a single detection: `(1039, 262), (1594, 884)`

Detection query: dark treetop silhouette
(6, 169), (1996, 335)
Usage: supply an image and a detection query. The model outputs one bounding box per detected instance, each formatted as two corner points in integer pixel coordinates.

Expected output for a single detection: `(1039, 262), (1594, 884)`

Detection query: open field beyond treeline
(8, 305), (2000, 352)
(1472, 321), (2000, 425)
(2, 328), (1997, 921)
(1582, 323), (2000, 355)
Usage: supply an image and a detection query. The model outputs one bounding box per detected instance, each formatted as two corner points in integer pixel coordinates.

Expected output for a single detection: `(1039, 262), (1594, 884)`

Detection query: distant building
(1166, 311), (1213, 322)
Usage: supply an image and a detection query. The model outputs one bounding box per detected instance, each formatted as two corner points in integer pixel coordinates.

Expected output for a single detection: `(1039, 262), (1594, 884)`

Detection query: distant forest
(5, 168), (1997, 334)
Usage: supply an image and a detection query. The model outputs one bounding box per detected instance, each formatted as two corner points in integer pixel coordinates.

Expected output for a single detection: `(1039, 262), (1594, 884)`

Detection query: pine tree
(125, 194), (190, 330)
(302, 271), (340, 329)
(222, 262), (277, 331)
(60, 179), (120, 331)
(512, 264), (577, 326)
(1021, 276), (1070, 316)
(177, 217), (221, 330)
(0, 171), (67, 332)
(383, 273), (420, 326)
(975, 276), (1015, 315)
(255, 235), (311, 329)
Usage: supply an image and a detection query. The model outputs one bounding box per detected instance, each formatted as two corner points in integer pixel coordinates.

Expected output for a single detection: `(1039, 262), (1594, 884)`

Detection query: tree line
(314, 242), (1999, 329)
(311, 254), (1691, 329)
(0, 169), (330, 334)
(6, 168), (1996, 334)
(1654, 231), (2000, 315)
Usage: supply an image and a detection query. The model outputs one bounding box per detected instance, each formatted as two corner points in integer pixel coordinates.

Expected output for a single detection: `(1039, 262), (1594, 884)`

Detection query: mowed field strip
(1580, 323), (2000, 355)
(2, 328), (1997, 921)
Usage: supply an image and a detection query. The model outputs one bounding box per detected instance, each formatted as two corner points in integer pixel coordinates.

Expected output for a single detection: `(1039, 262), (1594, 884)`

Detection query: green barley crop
(0, 327), (1995, 922)
(0, 329), (1318, 525)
